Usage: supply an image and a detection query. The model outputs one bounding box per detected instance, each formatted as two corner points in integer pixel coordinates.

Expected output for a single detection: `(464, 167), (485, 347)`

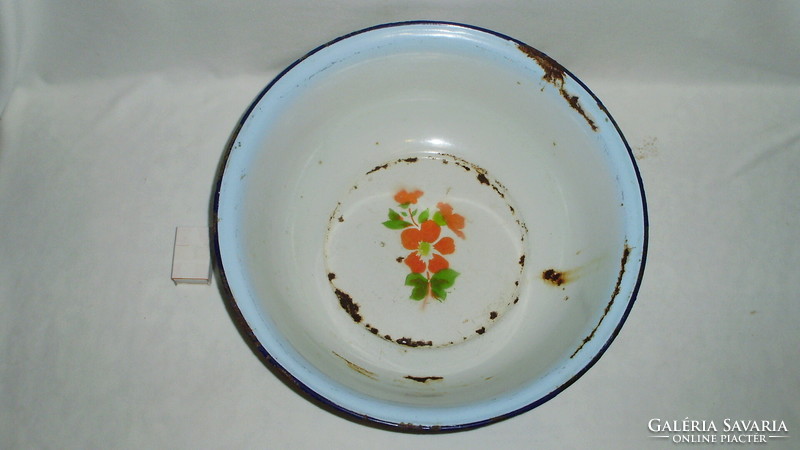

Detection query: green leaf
(430, 285), (447, 301)
(410, 284), (428, 300)
(405, 273), (427, 286)
(383, 219), (411, 229)
(430, 268), (459, 290)
(433, 211), (447, 226)
(398, 202), (410, 209)
(418, 209), (430, 223)
(405, 273), (428, 301)
(411, 209), (417, 217)
(388, 208), (401, 221)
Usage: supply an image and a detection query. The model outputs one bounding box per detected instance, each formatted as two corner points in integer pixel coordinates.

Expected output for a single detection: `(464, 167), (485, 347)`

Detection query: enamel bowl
(213, 22), (647, 431)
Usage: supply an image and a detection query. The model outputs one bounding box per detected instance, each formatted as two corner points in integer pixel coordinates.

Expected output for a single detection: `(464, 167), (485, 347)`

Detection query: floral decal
(383, 189), (465, 303)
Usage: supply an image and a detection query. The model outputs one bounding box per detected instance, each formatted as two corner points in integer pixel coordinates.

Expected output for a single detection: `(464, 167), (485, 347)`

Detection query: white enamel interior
(215, 23), (645, 428)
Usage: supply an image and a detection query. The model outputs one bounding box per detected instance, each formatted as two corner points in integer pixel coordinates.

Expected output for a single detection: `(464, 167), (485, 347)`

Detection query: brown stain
(327, 272), (336, 281)
(396, 256), (404, 263)
(489, 311), (498, 320)
(519, 255), (526, 267)
(326, 201), (342, 233)
(517, 44), (598, 132)
(395, 337), (433, 348)
(404, 375), (443, 383)
(398, 423), (442, 432)
(332, 351), (377, 380)
(337, 215), (344, 222)
(542, 268), (570, 286)
(634, 136), (659, 160)
(366, 156), (422, 176)
(366, 163), (388, 174)
(491, 185), (505, 198)
(335, 288), (361, 323)
(476, 172), (490, 185)
(570, 245), (631, 358)
(475, 327), (486, 335)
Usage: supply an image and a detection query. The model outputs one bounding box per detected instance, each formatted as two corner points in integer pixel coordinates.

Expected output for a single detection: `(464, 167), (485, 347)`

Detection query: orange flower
(427, 254), (449, 273)
(401, 220), (440, 250)
(394, 189), (423, 205)
(401, 220), (455, 274)
(404, 252), (426, 273)
(437, 202), (465, 239)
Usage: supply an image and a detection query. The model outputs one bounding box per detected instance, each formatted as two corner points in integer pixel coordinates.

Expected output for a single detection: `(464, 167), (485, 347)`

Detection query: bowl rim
(210, 20), (649, 433)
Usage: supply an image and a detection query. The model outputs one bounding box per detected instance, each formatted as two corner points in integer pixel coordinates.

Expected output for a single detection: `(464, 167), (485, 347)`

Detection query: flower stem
(408, 207), (419, 227)
(421, 270), (432, 309)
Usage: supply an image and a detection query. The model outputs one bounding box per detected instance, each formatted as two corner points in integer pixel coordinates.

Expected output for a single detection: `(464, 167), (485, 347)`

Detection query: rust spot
(404, 375), (443, 383)
(396, 337), (433, 348)
(396, 256), (404, 263)
(475, 327), (486, 335)
(519, 255), (526, 267)
(542, 269), (567, 286)
(476, 172), (490, 185)
(491, 185), (505, 198)
(366, 163), (388, 174)
(489, 311), (498, 320)
(327, 272), (336, 281)
(517, 44), (598, 132)
(402, 157), (418, 163)
(335, 289), (361, 323)
(570, 245), (631, 358)
(332, 352), (377, 379)
(365, 324), (379, 334)
(513, 297), (519, 304)
(337, 215), (344, 222)
(398, 423), (442, 432)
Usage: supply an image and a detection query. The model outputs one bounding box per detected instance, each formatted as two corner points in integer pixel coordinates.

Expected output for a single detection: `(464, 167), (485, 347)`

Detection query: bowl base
(324, 153), (528, 348)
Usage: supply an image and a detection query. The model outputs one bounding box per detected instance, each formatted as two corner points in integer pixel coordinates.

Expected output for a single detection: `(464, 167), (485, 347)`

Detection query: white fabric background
(1, 1), (798, 448)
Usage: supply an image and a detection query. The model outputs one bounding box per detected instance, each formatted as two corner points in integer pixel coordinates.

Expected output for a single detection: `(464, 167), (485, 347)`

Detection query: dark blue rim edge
(210, 20), (649, 433)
